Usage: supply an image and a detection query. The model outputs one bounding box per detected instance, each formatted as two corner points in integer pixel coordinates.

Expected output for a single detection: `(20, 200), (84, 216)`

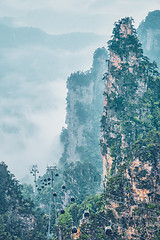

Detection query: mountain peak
(113, 17), (134, 38)
(101, 17), (160, 239)
(108, 17), (143, 63)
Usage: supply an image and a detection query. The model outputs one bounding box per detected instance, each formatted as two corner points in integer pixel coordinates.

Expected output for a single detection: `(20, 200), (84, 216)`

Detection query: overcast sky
(0, 0), (159, 35)
(0, 0), (159, 181)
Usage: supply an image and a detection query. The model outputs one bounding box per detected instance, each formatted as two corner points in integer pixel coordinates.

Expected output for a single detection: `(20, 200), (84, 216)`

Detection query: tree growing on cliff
(100, 17), (160, 239)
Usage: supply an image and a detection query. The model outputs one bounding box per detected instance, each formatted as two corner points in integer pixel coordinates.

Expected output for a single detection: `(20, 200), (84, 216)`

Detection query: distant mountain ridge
(0, 14), (108, 179)
(0, 20), (106, 51)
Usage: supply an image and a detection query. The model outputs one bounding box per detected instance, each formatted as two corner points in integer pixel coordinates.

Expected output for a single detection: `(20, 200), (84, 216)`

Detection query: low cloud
(0, 0), (159, 35)
(0, 0), (159, 180)
(0, 39), (105, 180)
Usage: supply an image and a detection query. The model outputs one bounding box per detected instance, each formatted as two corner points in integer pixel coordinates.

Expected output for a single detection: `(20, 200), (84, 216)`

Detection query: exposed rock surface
(60, 47), (108, 171)
(101, 17), (160, 239)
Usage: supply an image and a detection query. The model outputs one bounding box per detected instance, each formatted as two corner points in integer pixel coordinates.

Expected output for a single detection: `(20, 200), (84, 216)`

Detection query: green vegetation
(1, 16), (160, 240)
(100, 17), (160, 239)
(51, 17), (160, 240)
(56, 17), (159, 239)
(63, 161), (101, 203)
(0, 162), (48, 240)
(60, 47), (108, 172)
(101, 17), (160, 173)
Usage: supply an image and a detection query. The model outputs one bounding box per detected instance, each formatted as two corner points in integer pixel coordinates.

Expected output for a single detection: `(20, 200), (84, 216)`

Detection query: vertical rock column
(101, 17), (144, 181)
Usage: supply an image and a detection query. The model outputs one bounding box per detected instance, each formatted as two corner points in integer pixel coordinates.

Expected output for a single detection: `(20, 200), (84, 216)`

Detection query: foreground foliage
(0, 162), (48, 240)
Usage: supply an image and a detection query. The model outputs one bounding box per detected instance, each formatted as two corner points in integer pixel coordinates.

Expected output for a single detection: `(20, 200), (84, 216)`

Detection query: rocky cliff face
(60, 47), (108, 170)
(137, 10), (160, 69)
(101, 17), (160, 239)
(101, 17), (145, 179)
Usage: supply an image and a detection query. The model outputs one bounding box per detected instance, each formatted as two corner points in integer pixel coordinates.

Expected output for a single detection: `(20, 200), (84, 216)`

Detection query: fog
(0, 0), (159, 181)
(0, 26), (106, 180)
(0, 0), (159, 35)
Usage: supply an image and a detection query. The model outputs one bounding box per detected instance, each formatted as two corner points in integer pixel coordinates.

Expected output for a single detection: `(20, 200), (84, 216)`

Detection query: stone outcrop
(101, 17), (160, 239)
(101, 17), (145, 179)
(60, 47), (108, 170)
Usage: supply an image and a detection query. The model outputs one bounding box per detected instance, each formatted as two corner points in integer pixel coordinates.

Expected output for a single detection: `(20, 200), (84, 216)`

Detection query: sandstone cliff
(60, 47), (108, 171)
(101, 17), (160, 239)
